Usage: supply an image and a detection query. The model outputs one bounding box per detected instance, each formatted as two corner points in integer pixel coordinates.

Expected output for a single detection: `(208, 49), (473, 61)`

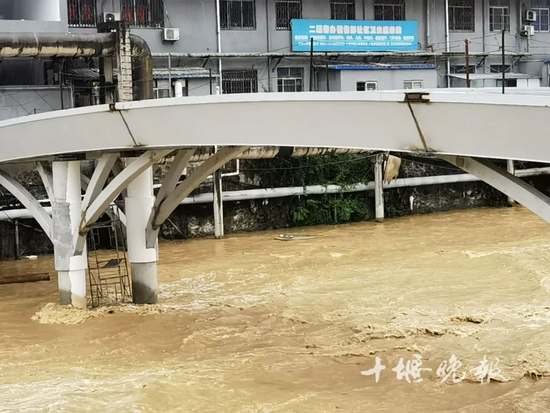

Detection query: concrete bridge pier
(51, 161), (88, 308)
(124, 160), (159, 304)
(374, 154), (384, 222)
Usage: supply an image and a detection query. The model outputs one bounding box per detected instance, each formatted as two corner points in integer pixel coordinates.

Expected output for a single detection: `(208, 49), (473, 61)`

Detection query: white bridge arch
(1, 90), (549, 308)
(0, 90), (549, 164)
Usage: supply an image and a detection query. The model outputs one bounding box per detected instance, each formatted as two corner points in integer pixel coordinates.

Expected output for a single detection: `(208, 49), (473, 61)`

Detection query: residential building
(0, 0), (548, 115)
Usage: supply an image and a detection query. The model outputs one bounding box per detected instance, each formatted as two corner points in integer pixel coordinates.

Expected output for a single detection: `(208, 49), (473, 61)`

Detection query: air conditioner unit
(521, 25), (535, 37)
(162, 28), (180, 42)
(525, 10), (537, 22)
(100, 12), (120, 23)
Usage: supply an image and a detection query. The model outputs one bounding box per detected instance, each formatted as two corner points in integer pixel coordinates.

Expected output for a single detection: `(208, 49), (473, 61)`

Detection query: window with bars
(222, 70), (258, 94)
(277, 67), (304, 92)
(121, 0), (165, 28)
(275, 0), (302, 30)
(374, 0), (405, 21)
(448, 0), (474, 31)
(221, 0), (256, 29)
(404, 80), (423, 89)
(489, 0), (510, 32)
(68, 0), (96, 27)
(532, 0), (550, 32)
(154, 88), (171, 98)
(356, 81), (378, 91)
(331, 0), (355, 20)
(153, 79), (176, 98)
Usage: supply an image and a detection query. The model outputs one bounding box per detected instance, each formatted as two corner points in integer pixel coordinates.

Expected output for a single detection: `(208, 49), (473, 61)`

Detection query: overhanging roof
(153, 67), (218, 79)
(321, 64), (437, 71)
(449, 73), (541, 80)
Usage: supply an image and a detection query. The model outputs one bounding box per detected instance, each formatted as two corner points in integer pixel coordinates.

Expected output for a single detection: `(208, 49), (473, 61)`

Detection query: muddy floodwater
(2, 207), (550, 412)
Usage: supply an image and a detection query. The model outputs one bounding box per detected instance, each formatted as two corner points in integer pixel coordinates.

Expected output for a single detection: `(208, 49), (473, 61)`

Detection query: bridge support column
(375, 154), (384, 222)
(507, 160), (516, 206)
(52, 161), (88, 308)
(124, 160), (158, 304)
(213, 168), (224, 238)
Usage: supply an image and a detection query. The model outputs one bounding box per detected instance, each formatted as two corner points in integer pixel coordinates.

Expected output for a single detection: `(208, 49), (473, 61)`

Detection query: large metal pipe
(0, 32), (116, 57)
(129, 34), (153, 100)
(0, 31), (153, 101)
(445, 0), (451, 87)
(3, 167), (550, 222)
(0, 148), (374, 172)
(162, 146), (371, 163)
(215, 0), (223, 94)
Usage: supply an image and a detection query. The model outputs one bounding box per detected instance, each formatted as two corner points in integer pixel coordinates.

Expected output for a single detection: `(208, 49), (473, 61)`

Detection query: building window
(68, 0), (96, 27)
(277, 68), (304, 92)
(404, 80), (423, 89)
(356, 81), (378, 91)
(489, 0), (510, 32)
(448, 0), (474, 31)
(153, 88), (171, 99)
(276, 0), (302, 30)
(222, 70), (258, 94)
(121, 0), (165, 28)
(331, 0), (355, 20)
(532, 0), (550, 32)
(221, 0), (256, 29)
(153, 79), (172, 98)
(374, 0), (405, 21)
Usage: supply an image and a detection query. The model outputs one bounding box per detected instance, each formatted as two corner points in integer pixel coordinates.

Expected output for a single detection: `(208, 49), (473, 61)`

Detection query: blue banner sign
(291, 19), (418, 52)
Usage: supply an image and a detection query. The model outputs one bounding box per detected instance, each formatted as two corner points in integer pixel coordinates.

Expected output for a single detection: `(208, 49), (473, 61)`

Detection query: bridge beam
(51, 161), (88, 308)
(0, 169), (53, 241)
(81, 173), (127, 230)
(74, 149), (172, 255)
(440, 156), (550, 223)
(145, 146), (250, 249)
(36, 161), (54, 202)
(112, 158), (129, 200)
(80, 154), (128, 232)
(156, 149), (196, 206)
(81, 153), (119, 212)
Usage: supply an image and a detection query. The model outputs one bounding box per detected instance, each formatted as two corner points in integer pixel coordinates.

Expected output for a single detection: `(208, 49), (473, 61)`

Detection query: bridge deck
(0, 90), (548, 164)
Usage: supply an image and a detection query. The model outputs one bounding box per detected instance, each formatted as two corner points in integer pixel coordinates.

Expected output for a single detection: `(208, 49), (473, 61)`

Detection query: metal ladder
(87, 207), (131, 308)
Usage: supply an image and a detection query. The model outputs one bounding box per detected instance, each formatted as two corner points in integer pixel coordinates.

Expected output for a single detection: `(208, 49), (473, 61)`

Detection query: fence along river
(1, 207), (550, 412)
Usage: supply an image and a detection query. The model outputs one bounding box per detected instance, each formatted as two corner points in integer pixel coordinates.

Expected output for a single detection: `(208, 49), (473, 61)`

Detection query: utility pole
(326, 52), (330, 91)
(309, 38), (314, 91)
(502, 29), (506, 94)
(465, 39), (471, 88)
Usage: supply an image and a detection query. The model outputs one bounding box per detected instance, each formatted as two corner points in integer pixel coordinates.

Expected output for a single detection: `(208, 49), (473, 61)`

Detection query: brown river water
(2, 207), (550, 412)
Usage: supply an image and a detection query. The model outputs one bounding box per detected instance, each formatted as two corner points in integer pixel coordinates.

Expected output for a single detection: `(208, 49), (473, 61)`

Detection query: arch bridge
(1, 90), (548, 307)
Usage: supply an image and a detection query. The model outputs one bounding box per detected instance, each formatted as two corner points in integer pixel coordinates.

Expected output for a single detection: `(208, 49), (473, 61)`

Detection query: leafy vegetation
(246, 153), (376, 226)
